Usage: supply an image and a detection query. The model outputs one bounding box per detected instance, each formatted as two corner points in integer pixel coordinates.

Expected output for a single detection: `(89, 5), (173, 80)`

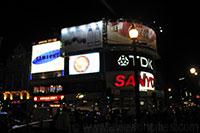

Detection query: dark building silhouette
(0, 59), (5, 91)
(3, 44), (31, 91)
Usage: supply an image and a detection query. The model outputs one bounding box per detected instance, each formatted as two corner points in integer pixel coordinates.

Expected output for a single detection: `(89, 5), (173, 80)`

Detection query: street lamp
(190, 67), (197, 75)
(129, 28), (139, 39)
(128, 24), (140, 123)
(129, 25), (139, 41)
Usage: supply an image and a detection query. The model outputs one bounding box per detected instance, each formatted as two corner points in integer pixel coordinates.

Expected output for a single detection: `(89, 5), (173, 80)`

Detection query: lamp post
(128, 24), (140, 123)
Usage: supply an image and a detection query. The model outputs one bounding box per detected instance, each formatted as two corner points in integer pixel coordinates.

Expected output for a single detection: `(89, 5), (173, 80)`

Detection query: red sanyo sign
(114, 71), (155, 91)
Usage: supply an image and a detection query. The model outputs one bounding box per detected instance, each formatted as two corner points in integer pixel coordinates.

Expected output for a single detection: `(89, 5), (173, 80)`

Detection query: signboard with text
(105, 51), (154, 72)
(106, 71), (155, 92)
(31, 41), (64, 74)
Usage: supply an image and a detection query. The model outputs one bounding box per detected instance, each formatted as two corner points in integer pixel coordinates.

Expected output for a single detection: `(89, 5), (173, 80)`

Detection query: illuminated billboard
(107, 21), (157, 50)
(106, 71), (135, 91)
(69, 52), (100, 75)
(105, 51), (154, 72)
(139, 71), (155, 91)
(106, 71), (155, 92)
(31, 41), (64, 74)
(33, 95), (64, 102)
(61, 21), (103, 52)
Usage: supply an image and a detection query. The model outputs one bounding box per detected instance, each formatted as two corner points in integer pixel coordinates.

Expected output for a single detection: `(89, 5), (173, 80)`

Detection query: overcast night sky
(0, 1), (199, 85)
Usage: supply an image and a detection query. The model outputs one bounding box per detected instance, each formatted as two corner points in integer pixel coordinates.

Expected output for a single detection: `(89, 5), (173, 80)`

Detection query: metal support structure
(133, 44), (141, 124)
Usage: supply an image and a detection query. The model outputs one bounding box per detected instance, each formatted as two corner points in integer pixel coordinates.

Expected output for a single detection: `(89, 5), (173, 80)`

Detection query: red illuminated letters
(125, 75), (136, 87)
(114, 74), (136, 87)
(139, 75), (154, 87)
(114, 74), (125, 87)
(114, 72), (155, 91)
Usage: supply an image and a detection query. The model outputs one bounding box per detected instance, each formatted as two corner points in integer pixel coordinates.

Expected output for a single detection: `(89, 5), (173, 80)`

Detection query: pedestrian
(55, 106), (71, 133)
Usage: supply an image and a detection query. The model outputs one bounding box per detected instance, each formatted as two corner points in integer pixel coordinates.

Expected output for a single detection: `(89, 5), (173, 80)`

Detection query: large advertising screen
(107, 21), (157, 50)
(61, 21), (103, 52)
(31, 41), (64, 74)
(69, 52), (100, 75)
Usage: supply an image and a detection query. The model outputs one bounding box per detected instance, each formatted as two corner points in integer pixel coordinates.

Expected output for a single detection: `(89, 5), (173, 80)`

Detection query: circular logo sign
(74, 56), (90, 72)
(117, 55), (129, 66)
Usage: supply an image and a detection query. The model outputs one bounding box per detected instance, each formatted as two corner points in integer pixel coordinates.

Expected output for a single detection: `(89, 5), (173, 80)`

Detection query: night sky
(0, 1), (199, 85)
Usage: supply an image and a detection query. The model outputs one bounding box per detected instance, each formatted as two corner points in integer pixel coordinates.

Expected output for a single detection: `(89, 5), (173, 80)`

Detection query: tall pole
(129, 26), (140, 124)
(133, 41), (140, 124)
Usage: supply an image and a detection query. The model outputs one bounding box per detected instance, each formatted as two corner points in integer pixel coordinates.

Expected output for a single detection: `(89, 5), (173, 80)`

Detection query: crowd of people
(2, 103), (200, 133)
(49, 105), (200, 132)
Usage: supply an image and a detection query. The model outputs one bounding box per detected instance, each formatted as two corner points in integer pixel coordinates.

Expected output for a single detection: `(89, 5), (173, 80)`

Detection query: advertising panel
(31, 41), (64, 74)
(33, 85), (63, 94)
(106, 71), (136, 91)
(139, 71), (155, 91)
(106, 71), (155, 92)
(61, 21), (103, 52)
(107, 21), (157, 50)
(69, 52), (100, 75)
(105, 51), (154, 72)
(33, 95), (64, 102)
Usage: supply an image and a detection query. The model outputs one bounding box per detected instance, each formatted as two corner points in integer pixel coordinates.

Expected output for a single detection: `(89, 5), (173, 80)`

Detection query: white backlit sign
(31, 41), (64, 74)
(139, 71), (155, 91)
(69, 52), (100, 75)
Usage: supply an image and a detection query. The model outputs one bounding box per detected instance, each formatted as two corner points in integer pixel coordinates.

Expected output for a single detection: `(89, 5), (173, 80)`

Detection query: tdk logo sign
(32, 49), (61, 64)
(117, 55), (153, 70)
(117, 55), (130, 66)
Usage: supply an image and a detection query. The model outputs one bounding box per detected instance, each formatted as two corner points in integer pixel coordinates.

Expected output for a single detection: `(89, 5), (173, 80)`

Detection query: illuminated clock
(74, 56), (89, 72)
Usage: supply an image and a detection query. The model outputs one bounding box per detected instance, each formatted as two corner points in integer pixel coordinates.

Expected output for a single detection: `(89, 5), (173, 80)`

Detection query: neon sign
(34, 95), (64, 102)
(32, 49), (61, 64)
(114, 74), (136, 87)
(33, 85), (63, 94)
(117, 55), (153, 70)
(114, 71), (155, 91)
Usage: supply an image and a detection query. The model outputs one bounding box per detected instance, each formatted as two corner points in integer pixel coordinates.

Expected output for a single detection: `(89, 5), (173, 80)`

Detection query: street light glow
(140, 101), (145, 106)
(76, 93), (85, 99)
(129, 28), (139, 39)
(190, 67), (196, 74)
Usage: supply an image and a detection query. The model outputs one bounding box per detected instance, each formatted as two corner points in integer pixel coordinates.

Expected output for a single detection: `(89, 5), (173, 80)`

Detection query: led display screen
(69, 52), (100, 75)
(31, 41), (64, 74)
